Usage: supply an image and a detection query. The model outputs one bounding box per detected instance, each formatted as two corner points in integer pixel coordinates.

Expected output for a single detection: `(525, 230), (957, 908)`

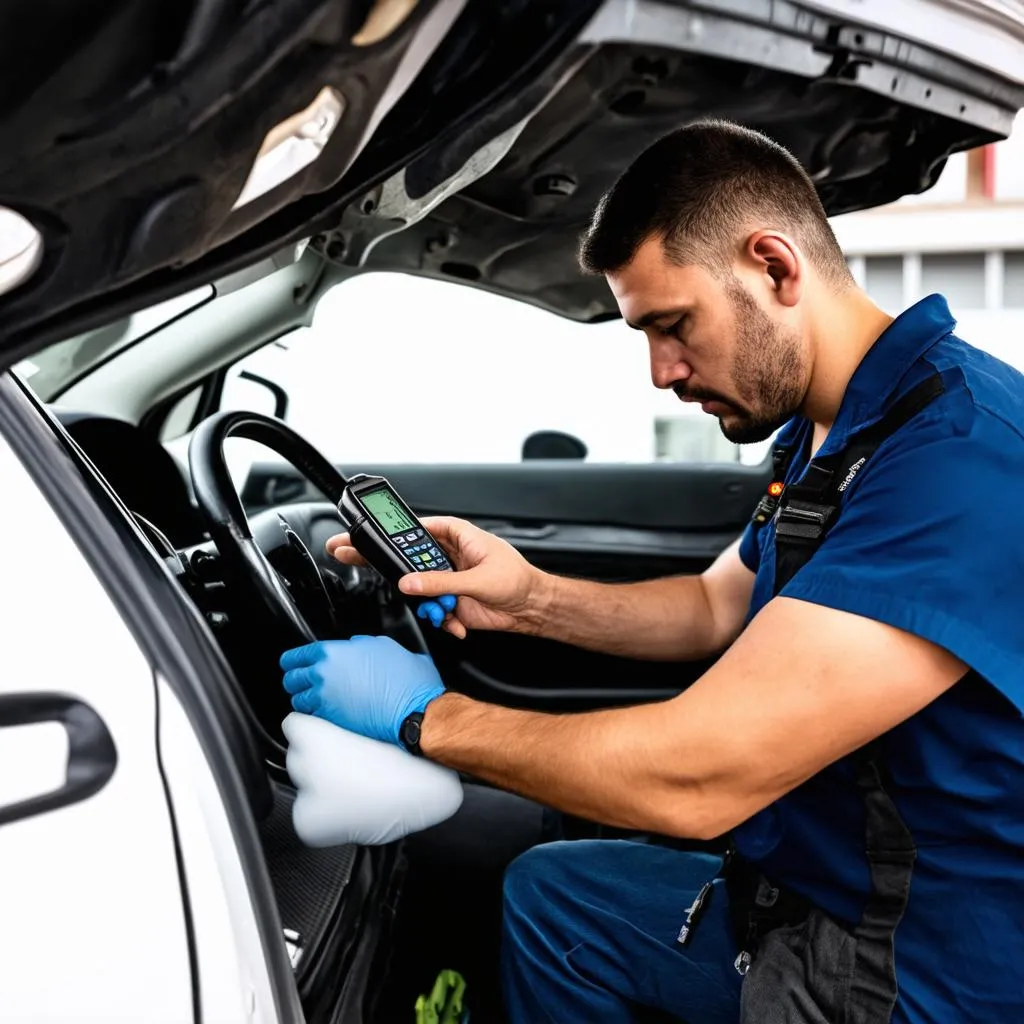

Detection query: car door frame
(0, 371), (302, 1024)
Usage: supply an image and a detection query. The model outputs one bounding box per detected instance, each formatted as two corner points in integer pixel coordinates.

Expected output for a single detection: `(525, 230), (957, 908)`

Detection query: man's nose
(649, 339), (692, 390)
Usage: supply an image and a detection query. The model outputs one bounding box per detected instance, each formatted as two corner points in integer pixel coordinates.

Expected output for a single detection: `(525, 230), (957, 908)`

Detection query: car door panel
(245, 460), (767, 532)
(471, 520), (741, 580)
(0, 429), (197, 1024)
(432, 629), (721, 712)
(362, 462), (766, 532)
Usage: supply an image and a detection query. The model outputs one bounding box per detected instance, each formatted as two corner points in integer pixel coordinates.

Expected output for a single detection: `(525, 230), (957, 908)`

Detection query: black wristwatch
(399, 711), (425, 756)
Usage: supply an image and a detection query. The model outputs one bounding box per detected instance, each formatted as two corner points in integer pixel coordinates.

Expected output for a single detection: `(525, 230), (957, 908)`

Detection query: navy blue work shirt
(735, 294), (1024, 1023)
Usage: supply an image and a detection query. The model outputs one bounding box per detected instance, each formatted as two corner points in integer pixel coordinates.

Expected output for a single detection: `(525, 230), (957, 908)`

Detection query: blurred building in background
(832, 112), (1024, 369)
(657, 114), (1024, 464)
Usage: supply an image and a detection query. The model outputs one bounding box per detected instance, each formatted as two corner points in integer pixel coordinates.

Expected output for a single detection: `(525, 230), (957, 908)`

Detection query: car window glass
(221, 372), (280, 418)
(14, 286), (214, 401)
(160, 386), (203, 442)
(221, 273), (774, 467)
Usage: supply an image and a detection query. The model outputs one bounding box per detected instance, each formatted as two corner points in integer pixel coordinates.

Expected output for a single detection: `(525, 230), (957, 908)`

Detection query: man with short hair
(283, 121), (1024, 1022)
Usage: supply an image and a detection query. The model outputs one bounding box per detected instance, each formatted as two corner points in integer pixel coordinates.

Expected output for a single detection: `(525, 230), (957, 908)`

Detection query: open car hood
(2, 0), (1024, 361)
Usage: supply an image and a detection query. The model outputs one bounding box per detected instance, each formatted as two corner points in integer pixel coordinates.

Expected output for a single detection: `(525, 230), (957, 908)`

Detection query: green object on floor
(415, 968), (469, 1024)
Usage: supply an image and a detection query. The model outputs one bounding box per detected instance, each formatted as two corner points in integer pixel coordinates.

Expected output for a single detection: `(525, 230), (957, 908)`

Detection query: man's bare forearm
(420, 595), (970, 844)
(419, 691), (715, 837)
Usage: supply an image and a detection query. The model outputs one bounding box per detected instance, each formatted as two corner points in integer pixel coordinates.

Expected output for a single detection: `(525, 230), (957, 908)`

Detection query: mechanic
(279, 121), (1024, 1023)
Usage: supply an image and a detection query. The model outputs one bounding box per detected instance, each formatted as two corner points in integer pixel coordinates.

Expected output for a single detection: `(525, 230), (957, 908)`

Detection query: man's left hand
(280, 636), (446, 748)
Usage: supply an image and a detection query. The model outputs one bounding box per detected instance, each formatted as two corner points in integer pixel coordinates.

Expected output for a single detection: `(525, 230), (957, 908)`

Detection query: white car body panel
(156, 673), (286, 1024)
(0, 431), (194, 1023)
(799, 0), (1024, 84)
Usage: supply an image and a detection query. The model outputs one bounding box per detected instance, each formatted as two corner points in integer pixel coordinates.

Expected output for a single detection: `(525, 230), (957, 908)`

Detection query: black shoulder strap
(749, 427), (806, 528)
(771, 372), (945, 596)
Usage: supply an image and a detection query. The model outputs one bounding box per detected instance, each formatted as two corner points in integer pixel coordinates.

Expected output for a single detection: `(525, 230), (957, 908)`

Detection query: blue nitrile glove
(417, 593), (458, 629)
(280, 635), (446, 747)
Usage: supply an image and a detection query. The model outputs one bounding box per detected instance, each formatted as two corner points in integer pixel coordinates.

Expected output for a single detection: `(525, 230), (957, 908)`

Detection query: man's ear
(746, 231), (802, 308)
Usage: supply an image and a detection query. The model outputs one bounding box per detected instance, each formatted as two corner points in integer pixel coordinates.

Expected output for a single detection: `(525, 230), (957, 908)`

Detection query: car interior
(3, 1), (1023, 1021)
(28, 252), (764, 1021)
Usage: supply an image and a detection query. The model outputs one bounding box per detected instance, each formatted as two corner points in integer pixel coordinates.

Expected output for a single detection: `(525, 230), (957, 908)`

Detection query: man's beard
(717, 281), (804, 444)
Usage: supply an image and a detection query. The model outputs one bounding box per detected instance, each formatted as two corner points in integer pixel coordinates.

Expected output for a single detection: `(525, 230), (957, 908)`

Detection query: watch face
(402, 714), (422, 753)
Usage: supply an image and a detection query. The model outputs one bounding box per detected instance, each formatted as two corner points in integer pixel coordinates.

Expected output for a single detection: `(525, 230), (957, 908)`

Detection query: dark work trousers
(501, 752), (915, 1024)
(502, 839), (742, 1023)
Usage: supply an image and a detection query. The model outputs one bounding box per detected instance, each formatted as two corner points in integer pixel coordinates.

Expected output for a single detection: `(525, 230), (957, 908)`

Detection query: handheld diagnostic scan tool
(338, 474), (452, 586)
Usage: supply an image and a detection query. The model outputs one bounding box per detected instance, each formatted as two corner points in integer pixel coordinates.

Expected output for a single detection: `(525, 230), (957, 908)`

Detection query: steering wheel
(188, 411), (352, 648)
(189, 410), (434, 663)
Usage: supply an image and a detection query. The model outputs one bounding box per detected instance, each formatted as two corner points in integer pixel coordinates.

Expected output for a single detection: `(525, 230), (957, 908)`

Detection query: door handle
(0, 692), (117, 828)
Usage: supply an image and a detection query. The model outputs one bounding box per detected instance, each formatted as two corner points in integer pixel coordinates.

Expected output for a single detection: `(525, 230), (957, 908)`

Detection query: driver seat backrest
(53, 411), (205, 546)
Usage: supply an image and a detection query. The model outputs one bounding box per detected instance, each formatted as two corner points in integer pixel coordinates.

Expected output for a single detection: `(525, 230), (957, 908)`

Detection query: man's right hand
(326, 516), (548, 639)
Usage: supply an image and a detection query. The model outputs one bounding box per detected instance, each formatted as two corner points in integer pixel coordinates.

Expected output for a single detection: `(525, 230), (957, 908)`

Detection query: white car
(1, 2), (1022, 1022)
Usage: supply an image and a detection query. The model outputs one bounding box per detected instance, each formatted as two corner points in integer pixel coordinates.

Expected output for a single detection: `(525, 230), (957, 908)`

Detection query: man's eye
(657, 319), (684, 338)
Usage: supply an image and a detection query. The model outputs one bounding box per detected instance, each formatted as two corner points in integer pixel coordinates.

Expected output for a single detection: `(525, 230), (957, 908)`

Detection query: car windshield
(215, 273), (776, 467)
(14, 285), (214, 401)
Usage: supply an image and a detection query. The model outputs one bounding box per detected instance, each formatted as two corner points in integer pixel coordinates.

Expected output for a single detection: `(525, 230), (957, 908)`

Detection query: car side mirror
(521, 430), (588, 461)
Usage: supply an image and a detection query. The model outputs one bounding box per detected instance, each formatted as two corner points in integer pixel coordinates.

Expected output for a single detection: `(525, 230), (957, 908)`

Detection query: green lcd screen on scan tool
(361, 487), (417, 536)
